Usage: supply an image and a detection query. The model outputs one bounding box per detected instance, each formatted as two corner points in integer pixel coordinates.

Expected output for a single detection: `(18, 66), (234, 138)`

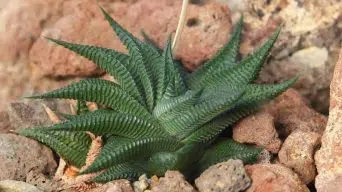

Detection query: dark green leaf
(190, 27), (280, 89)
(182, 103), (260, 144)
(19, 129), (91, 168)
(29, 79), (152, 120)
(141, 30), (162, 53)
(39, 110), (165, 139)
(81, 137), (181, 174)
(45, 38), (146, 103)
(189, 16), (243, 85)
(153, 90), (201, 121)
(91, 162), (146, 182)
(197, 139), (262, 172)
(100, 6), (156, 111)
(164, 87), (245, 138)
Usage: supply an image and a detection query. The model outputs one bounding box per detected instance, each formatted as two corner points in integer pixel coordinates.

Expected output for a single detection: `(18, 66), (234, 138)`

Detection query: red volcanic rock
(264, 88), (327, 137)
(245, 164), (309, 192)
(315, 49), (342, 192)
(233, 111), (281, 153)
(278, 130), (320, 184)
(29, 0), (233, 77)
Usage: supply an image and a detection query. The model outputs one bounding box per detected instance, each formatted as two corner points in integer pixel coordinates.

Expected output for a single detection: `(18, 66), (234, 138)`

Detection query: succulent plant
(19, 6), (295, 183)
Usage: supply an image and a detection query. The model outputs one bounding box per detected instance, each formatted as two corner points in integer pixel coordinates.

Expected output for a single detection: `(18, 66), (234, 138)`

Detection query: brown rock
(0, 111), (11, 133)
(88, 180), (134, 192)
(0, 0), (107, 109)
(217, 0), (248, 14)
(151, 171), (196, 192)
(195, 159), (250, 192)
(258, 46), (333, 113)
(133, 174), (149, 192)
(245, 164), (309, 192)
(7, 99), (70, 130)
(0, 180), (43, 192)
(30, 15), (110, 77)
(0, 0), (61, 63)
(278, 131), (320, 184)
(0, 1), (9, 11)
(233, 111), (281, 153)
(315, 49), (342, 192)
(264, 88), (327, 137)
(26, 171), (62, 192)
(256, 149), (272, 164)
(241, 0), (342, 113)
(220, 0), (342, 113)
(0, 0), (63, 110)
(29, 0), (233, 77)
(7, 100), (51, 130)
(0, 134), (57, 181)
(315, 175), (342, 192)
(159, 2), (233, 71)
(0, 60), (30, 111)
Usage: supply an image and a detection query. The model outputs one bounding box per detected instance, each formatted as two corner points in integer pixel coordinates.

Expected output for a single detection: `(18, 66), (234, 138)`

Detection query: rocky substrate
(0, 0), (340, 113)
(0, 85), (333, 191)
(0, 0), (341, 191)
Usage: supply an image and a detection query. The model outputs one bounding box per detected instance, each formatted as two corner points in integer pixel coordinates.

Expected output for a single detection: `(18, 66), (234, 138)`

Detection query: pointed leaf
(91, 162), (146, 182)
(153, 90), (201, 120)
(46, 38), (146, 103)
(182, 103), (260, 144)
(40, 110), (165, 139)
(102, 135), (133, 146)
(182, 78), (296, 144)
(141, 30), (162, 53)
(19, 129), (91, 168)
(162, 39), (187, 99)
(191, 27), (280, 89)
(164, 87), (245, 138)
(81, 137), (182, 174)
(237, 77), (297, 106)
(29, 79), (152, 120)
(100, 6), (155, 111)
(189, 16), (243, 84)
(139, 44), (165, 105)
(197, 139), (262, 172)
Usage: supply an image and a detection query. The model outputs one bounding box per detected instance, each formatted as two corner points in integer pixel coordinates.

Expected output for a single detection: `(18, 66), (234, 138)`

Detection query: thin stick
(43, 103), (60, 124)
(172, 0), (189, 56)
(41, 104), (67, 180)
